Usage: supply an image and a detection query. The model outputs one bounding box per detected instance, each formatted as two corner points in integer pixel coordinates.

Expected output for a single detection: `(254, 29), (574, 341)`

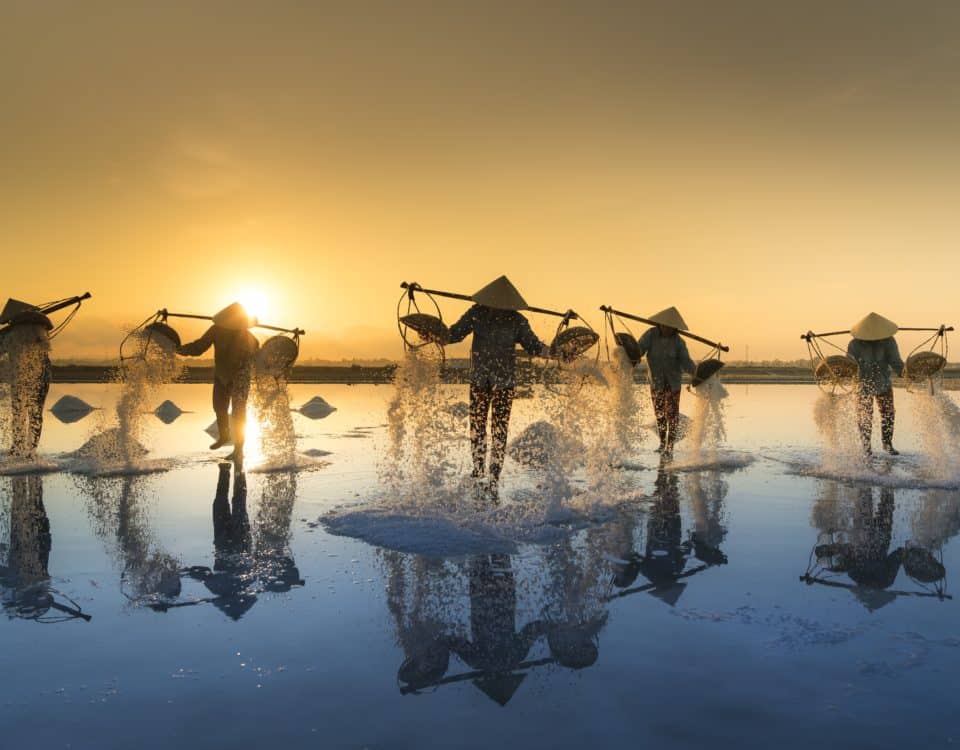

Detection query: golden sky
(3, 1), (959, 361)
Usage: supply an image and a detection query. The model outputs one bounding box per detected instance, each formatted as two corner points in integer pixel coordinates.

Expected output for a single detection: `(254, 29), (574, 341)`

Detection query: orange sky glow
(3, 1), (959, 361)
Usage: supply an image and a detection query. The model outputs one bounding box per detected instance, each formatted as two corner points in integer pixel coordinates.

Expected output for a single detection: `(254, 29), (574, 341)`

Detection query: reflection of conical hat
(213, 302), (257, 330)
(851, 312), (897, 341)
(648, 306), (688, 331)
(0, 298), (37, 324)
(472, 276), (527, 311)
(472, 673), (526, 705)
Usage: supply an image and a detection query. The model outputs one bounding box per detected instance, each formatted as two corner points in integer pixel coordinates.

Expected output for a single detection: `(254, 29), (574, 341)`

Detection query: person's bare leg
(210, 378), (231, 449)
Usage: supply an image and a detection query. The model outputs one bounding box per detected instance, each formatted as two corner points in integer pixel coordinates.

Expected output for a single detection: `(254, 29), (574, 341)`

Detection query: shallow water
(1, 383), (959, 749)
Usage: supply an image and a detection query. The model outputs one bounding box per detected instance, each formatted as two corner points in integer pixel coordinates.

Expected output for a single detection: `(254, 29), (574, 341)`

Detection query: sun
(236, 288), (269, 322)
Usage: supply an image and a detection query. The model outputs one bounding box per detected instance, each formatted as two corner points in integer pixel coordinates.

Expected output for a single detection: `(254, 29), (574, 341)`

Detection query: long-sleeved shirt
(847, 337), (904, 393)
(636, 327), (695, 392)
(447, 304), (545, 389)
(178, 325), (259, 385)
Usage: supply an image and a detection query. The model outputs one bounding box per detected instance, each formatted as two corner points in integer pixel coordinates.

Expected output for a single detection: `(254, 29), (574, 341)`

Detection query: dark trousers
(857, 389), (895, 449)
(10, 360), (51, 458)
(469, 384), (514, 480)
(651, 387), (681, 449)
(213, 376), (249, 449)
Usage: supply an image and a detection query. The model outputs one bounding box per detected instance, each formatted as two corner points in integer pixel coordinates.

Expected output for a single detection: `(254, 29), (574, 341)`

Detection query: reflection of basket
(691, 359), (724, 388)
(144, 321), (181, 348)
(814, 355), (858, 383)
(399, 313), (448, 344)
(6, 311), (53, 331)
(614, 332), (641, 366)
(258, 335), (299, 376)
(551, 326), (599, 360)
(905, 351), (946, 380)
(903, 545), (945, 583)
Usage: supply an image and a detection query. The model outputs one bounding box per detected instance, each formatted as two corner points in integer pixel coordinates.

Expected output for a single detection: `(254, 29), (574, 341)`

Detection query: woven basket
(814, 355), (858, 382)
(144, 321), (181, 348)
(400, 313), (448, 344)
(551, 327), (599, 359)
(691, 359), (725, 387)
(903, 546), (945, 583)
(614, 332), (641, 366)
(257, 335), (299, 376)
(905, 351), (946, 379)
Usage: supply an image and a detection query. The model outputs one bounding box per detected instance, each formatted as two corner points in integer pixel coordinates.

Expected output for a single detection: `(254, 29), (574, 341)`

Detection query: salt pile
(49, 395), (96, 424)
(75, 428), (149, 460)
(298, 396), (337, 420)
(153, 400), (184, 424)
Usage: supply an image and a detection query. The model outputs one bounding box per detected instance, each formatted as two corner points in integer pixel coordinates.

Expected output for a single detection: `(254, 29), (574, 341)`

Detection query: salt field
(1, 382), (959, 748)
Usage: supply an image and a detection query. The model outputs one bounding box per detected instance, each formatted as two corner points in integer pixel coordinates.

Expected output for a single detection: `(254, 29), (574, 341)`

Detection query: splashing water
(80, 329), (182, 470)
(813, 391), (860, 471)
(686, 377), (728, 460)
(384, 350), (459, 495)
(907, 385), (960, 480)
(251, 372), (297, 469)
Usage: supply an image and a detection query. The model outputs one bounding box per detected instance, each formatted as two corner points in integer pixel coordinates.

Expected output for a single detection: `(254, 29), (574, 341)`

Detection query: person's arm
(516, 314), (549, 358)
(635, 329), (653, 361)
(677, 337), (696, 374)
(887, 338), (905, 377)
(446, 306), (478, 344)
(177, 326), (216, 357)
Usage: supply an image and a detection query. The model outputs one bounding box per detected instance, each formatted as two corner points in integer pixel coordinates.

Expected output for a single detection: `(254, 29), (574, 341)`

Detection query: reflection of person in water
(393, 553), (553, 704)
(188, 463), (257, 619)
(610, 464), (726, 603)
(183, 464), (303, 619)
(446, 555), (547, 705)
(808, 483), (903, 610)
(903, 489), (957, 594)
(0, 475), (90, 622)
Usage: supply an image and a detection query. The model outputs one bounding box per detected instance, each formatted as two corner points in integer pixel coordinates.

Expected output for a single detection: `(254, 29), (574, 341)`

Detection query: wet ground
(1, 384), (958, 749)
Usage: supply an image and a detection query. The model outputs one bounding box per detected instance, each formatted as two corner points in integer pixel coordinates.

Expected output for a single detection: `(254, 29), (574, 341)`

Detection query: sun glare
(236, 288), (269, 322)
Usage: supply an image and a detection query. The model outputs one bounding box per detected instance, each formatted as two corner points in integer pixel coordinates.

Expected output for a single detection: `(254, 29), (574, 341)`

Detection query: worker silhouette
(177, 302), (259, 465)
(847, 313), (904, 456)
(0, 301), (53, 459)
(447, 277), (551, 496)
(634, 307), (695, 459)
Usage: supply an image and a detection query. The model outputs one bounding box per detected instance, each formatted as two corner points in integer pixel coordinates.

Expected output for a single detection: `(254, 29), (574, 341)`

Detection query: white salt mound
(75, 428), (149, 459)
(154, 400), (185, 424)
(508, 420), (584, 468)
(299, 396), (337, 420)
(49, 395), (96, 423)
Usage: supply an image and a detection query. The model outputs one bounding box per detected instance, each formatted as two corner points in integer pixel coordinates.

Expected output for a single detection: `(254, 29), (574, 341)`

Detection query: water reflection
(388, 463), (731, 702)
(803, 481), (954, 606)
(0, 475), (90, 622)
(75, 474), (181, 604)
(609, 465), (727, 605)
(155, 465), (304, 618)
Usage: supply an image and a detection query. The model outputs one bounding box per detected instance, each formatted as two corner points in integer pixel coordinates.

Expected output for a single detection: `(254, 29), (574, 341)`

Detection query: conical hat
(0, 298), (37, 324)
(471, 276), (527, 311)
(213, 302), (257, 330)
(648, 306), (688, 331)
(851, 312), (897, 341)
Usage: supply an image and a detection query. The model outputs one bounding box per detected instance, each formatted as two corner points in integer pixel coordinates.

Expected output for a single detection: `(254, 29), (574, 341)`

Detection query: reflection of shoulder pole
(600, 306), (729, 352)
(398, 657), (555, 695)
(799, 574), (951, 600)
